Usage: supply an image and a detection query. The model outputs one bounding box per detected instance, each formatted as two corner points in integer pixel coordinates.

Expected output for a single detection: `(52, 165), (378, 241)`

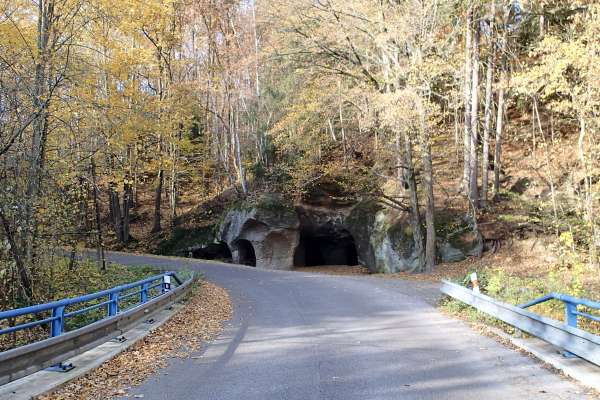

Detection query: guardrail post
(51, 306), (65, 337)
(108, 293), (119, 316)
(141, 283), (149, 303)
(565, 302), (578, 328)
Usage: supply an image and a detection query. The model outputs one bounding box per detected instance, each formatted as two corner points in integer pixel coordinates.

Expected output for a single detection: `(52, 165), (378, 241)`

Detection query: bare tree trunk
(339, 81), (348, 166)
(481, 0), (495, 207)
(577, 113), (598, 266)
(469, 18), (481, 210)
(328, 118), (337, 141)
(233, 106), (248, 194)
(493, 30), (508, 198)
(462, 3), (473, 192)
(418, 108), (436, 273)
(0, 206), (32, 300)
(122, 182), (131, 244)
(24, 0), (53, 265)
(169, 141), (178, 226)
(90, 158), (106, 271)
(109, 186), (124, 242)
(151, 169), (164, 233)
(402, 131), (425, 272)
(251, 0), (265, 165)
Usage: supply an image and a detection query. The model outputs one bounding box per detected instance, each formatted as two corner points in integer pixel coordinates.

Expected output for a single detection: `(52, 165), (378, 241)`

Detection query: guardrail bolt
(47, 362), (75, 373)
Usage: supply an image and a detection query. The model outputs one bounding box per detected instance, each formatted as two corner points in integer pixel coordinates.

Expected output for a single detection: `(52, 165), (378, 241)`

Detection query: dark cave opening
(294, 229), (359, 267)
(191, 242), (232, 262)
(234, 239), (257, 267)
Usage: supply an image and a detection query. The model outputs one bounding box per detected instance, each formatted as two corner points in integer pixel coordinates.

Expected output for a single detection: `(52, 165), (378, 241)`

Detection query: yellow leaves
(514, 6), (600, 118)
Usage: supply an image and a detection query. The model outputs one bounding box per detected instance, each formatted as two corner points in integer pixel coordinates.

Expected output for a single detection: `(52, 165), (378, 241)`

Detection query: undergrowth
(441, 232), (600, 336)
(0, 260), (159, 351)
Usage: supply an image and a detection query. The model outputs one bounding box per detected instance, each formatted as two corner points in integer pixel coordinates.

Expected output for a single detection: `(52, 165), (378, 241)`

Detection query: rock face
(215, 195), (483, 272)
(294, 204), (358, 267)
(346, 201), (421, 273)
(438, 232), (483, 263)
(218, 203), (300, 269)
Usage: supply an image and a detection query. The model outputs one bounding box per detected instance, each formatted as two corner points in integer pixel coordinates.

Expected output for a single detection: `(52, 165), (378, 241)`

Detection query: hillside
(1, 1), (599, 315)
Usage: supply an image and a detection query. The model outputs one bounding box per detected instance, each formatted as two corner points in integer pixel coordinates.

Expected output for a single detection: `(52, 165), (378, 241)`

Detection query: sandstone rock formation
(215, 197), (483, 273)
(218, 201), (300, 269)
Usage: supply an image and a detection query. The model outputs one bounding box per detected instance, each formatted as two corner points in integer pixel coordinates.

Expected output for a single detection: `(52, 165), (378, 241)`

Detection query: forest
(0, 0), (599, 311)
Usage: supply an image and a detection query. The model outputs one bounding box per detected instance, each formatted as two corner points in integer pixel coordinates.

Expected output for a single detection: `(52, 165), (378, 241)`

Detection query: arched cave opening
(234, 239), (257, 267)
(191, 242), (232, 262)
(294, 229), (359, 267)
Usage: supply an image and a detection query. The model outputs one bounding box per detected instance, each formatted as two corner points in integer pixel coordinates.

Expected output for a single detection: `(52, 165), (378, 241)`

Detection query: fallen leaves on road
(293, 265), (371, 276)
(38, 282), (232, 400)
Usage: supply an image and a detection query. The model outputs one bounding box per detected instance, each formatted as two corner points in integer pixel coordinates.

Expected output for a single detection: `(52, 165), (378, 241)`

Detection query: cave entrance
(294, 229), (359, 267)
(191, 242), (232, 262)
(234, 239), (257, 267)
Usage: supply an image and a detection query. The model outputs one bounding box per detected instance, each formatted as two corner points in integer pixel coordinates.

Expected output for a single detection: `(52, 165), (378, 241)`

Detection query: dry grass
(38, 281), (232, 400)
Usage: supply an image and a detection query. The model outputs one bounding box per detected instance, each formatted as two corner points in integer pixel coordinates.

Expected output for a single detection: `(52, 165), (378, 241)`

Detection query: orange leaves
(39, 282), (232, 400)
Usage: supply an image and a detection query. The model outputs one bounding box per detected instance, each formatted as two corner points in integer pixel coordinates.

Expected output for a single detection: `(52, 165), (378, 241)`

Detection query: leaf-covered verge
(37, 281), (232, 400)
(0, 260), (158, 351)
(440, 235), (600, 336)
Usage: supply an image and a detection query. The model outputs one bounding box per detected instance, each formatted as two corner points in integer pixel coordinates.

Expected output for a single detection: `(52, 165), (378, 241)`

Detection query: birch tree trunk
(493, 29), (508, 198)
(462, 3), (473, 193)
(169, 140), (178, 226)
(481, 0), (496, 207)
(468, 19), (481, 210)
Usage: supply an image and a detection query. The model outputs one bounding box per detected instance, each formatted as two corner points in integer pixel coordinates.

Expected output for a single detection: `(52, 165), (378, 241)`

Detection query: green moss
(434, 213), (469, 238)
(255, 193), (294, 212)
(497, 214), (540, 223)
(387, 219), (414, 256)
(155, 226), (216, 255)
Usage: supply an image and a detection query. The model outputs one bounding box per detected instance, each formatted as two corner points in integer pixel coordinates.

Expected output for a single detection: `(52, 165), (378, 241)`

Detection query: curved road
(105, 252), (590, 400)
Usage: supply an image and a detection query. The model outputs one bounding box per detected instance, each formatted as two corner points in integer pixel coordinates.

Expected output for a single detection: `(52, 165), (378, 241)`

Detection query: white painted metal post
(162, 275), (172, 293)
(470, 272), (480, 293)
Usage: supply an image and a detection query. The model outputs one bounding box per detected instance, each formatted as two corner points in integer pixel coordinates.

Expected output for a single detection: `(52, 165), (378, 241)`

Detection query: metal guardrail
(0, 272), (182, 341)
(441, 280), (600, 366)
(519, 293), (600, 329)
(0, 272), (196, 385)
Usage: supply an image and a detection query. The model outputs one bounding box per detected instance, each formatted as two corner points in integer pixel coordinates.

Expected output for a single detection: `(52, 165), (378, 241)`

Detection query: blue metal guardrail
(519, 293), (600, 330)
(441, 280), (600, 366)
(0, 272), (182, 341)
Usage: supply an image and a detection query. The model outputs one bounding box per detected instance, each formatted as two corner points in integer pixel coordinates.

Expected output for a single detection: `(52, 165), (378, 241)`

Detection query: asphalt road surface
(104, 252), (592, 400)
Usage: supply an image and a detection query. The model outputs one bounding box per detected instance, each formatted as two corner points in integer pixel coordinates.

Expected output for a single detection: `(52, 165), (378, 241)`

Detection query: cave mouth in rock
(191, 242), (232, 262)
(294, 229), (359, 267)
(234, 239), (257, 267)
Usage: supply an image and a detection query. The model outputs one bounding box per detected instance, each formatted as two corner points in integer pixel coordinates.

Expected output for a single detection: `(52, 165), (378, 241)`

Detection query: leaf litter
(38, 282), (232, 400)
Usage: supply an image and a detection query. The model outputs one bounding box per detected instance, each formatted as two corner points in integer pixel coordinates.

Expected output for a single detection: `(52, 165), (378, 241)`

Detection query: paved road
(105, 252), (591, 400)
